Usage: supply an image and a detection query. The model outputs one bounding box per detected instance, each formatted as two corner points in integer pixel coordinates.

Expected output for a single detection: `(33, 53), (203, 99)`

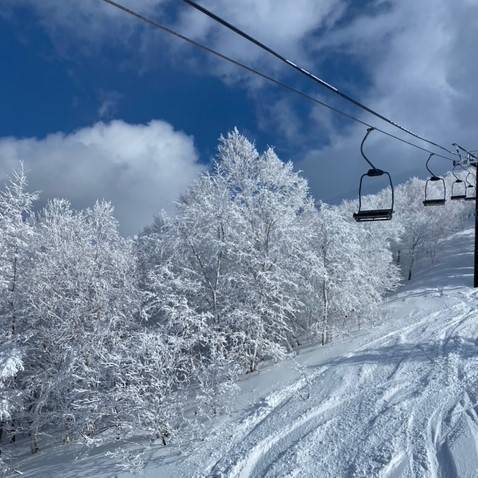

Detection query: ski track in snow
(198, 230), (478, 478)
(207, 298), (478, 478)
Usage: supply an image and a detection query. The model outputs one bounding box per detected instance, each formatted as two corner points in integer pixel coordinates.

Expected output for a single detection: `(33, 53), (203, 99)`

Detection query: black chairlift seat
(423, 198), (446, 206)
(423, 167), (446, 206)
(353, 208), (393, 222)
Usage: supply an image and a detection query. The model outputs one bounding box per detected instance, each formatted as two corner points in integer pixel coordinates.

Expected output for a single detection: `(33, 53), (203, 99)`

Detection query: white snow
(0, 347), (22, 381)
(11, 227), (478, 477)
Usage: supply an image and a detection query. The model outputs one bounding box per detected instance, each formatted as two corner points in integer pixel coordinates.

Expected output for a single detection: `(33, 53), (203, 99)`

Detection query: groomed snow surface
(15, 228), (478, 477)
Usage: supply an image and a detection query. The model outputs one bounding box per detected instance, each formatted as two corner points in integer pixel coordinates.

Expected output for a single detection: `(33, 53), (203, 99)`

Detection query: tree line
(0, 129), (472, 471)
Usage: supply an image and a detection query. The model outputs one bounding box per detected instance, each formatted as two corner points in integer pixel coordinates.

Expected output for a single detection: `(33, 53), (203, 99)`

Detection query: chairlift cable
(182, 0), (457, 157)
(101, 0), (456, 162)
(453, 143), (478, 162)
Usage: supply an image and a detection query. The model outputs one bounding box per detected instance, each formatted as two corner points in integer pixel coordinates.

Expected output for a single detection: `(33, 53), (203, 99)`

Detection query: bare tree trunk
(9, 254), (18, 337)
(10, 421), (16, 443)
(408, 240), (420, 281)
(321, 281), (328, 346)
(31, 431), (39, 454)
(250, 341), (258, 373)
(187, 238), (220, 324)
(408, 254), (415, 281)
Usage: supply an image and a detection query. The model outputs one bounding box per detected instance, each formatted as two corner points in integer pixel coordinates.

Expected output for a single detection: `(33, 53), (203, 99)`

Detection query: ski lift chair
(450, 168), (466, 200)
(422, 153), (446, 206)
(353, 127), (394, 222)
(465, 171), (476, 201)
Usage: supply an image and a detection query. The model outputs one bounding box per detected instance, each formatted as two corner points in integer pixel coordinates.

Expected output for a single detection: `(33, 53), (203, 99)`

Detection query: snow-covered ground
(12, 228), (478, 477)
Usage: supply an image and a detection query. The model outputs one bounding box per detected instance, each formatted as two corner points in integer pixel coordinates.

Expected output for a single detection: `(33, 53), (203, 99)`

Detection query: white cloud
(298, 0), (478, 203)
(0, 120), (203, 234)
(4, 0), (345, 81)
(178, 0), (344, 59)
(4, 0), (478, 207)
(175, 0), (346, 84)
(4, 1), (163, 42)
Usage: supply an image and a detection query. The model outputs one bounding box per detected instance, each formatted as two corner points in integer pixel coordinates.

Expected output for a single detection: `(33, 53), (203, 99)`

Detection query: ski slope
(177, 228), (478, 478)
(13, 228), (478, 477)
(209, 291), (478, 478)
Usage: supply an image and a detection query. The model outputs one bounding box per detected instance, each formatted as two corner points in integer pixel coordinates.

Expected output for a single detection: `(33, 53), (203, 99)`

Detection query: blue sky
(1, 1), (363, 155)
(1, 0), (477, 233)
(1, 4), (258, 153)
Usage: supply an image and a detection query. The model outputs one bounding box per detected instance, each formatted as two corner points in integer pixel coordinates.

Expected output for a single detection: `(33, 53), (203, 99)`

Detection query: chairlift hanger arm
(451, 165), (462, 182)
(452, 147), (468, 169)
(425, 153), (439, 179)
(466, 171), (475, 188)
(456, 162), (474, 183)
(360, 127), (381, 173)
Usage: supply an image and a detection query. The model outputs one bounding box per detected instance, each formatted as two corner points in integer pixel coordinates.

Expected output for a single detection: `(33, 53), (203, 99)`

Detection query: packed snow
(11, 228), (478, 477)
(182, 229), (478, 478)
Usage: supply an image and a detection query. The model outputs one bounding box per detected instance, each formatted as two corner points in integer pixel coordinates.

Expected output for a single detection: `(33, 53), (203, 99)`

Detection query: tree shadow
(308, 337), (478, 371)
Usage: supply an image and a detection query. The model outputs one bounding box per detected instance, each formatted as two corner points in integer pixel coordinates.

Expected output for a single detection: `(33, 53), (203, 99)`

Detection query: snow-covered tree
(20, 199), (140, 451)
(314, 203), (399, 343)
(0, 165), (37, 449)
(393, 176), (472, 280)
(0, 165), (37, 337)
(142, 130), (324, 373)
(0, 342), (23, 473)
(214, 133), (321, 369)
(2, 132), (467, 466)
